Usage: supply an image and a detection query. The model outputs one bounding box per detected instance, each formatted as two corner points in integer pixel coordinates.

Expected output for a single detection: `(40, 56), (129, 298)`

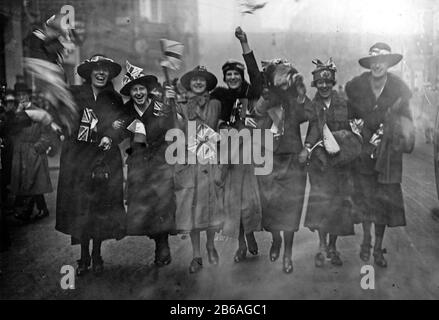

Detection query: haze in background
(197, 0), (423, 87)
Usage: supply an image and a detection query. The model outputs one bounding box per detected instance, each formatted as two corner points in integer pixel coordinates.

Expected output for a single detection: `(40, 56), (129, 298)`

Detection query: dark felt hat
(77, 54), (122, 80)
(359, 42), (403, 69)
(180, 66), (218, 92)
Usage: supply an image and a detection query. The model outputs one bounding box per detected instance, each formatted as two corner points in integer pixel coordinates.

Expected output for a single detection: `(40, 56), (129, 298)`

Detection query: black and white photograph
(0, 0), (438, 303)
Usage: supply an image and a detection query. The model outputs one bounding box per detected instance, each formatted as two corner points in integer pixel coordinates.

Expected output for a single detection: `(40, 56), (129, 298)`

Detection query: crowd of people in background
(0, 10), (424, 278)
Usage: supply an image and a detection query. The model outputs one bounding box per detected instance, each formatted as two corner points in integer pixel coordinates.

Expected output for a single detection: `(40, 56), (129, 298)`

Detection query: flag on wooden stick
(160, 39), (184, 71)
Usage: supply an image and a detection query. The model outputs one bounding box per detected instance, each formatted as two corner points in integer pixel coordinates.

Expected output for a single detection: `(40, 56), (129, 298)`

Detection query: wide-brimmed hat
(120, 61), (159, 96)
(77, 54), (122, 80)
(14, 83), (32, 95)
(222, 60), (245, 81)
(359, 42), (403, 69)
(180, 66), (218, 92)
(311, 58), (337, 87)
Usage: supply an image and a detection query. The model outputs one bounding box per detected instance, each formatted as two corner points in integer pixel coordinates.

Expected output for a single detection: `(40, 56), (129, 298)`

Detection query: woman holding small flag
(56, 55), (126, 276)
(166, 65), (224, 274)
(120, 61), (176, 267)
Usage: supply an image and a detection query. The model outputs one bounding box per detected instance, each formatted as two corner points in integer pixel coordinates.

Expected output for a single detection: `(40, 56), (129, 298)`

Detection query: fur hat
(359, 42), (402, 69)
(180, 66), (218, 92)
(77, 54), (122, 80)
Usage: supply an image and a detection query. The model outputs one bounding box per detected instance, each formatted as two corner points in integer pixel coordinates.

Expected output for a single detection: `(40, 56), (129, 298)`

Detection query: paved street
(1, 132), (439, 300)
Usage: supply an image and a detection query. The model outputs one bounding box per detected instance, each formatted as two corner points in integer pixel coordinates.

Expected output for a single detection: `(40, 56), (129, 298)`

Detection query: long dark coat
(10, 106), (53, 196)
(255, 90), (308, 232)
(345, 72), (414, 227)
(55, 83), (126, 243)
(123, 99), (176, 237)
(211, 51), (262, 239)
(304, 91), (355, 236)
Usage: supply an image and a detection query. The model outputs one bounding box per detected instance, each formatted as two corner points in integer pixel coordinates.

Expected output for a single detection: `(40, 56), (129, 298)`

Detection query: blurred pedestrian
(420, 84), (438, 144)
(345, 42), (415, 268)
(210, 27), (262, 263)
(10, 83), (53, 222)
(120, 62), (176, 267)
(55, 55), (126, 276)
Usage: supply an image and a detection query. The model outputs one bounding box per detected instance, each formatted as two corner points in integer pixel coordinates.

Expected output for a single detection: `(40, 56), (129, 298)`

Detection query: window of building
(139, 0), (162, 23)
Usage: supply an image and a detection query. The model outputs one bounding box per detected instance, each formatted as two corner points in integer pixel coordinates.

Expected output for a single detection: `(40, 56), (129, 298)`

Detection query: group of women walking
(54, 27), (415, 276)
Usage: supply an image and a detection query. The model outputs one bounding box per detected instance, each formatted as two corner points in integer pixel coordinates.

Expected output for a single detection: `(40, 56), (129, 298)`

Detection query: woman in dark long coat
(254, 59), (308, 274)
(56, 55), (126, 276)
(301, 59), (357, 268)
(210, 27), (262, 263)
(345, 43), (415, 268)
(120, 61), (175, 267)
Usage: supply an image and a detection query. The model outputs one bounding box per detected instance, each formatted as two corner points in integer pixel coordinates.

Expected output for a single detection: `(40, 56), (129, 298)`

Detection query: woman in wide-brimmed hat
(166, 65), (224, 274)
(300, 58), (360, 268)
(56, 54), (126, 276)
(345, 43), (414, 268)
(120, 61), (176, 267)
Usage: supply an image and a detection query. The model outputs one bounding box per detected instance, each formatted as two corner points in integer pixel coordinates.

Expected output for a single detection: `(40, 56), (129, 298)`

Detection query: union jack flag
(188, 123), (221, 161)
(77, 108), (98, 142)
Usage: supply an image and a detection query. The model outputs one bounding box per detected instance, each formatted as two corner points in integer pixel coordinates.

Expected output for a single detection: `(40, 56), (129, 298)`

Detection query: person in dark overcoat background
(119, 61), (176, 267)
(56, 55), (126, 276)
(345, 43), (415, 268)
(10, 83), (53, 222)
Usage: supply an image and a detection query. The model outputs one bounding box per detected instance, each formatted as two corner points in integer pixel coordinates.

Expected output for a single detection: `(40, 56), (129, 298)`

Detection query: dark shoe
(327, 250), (343, 266)
(234, 247), (247, 263)
(314, 252), (325, 268)
(154, 241), (171, 267)
(206, 246), (219, 265)
(246, 233), (258, 256)
(359, 243), (372, 262)
(189, 257), (203, 274)
(155, 254), (171, 267)
(34, 208), (49, 220)
(76, 257), (91, 277)
(282, 256), (293, 274)
(92, 256), (104, 276)
(373, 248), (388, 268)
(269, 240), (281, 262)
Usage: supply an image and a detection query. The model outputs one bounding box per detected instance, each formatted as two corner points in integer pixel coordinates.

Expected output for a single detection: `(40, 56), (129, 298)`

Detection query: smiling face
(225, 70), (243, 90)
(316, 79), (334, 99)
(130, 84), (148, 106)
(370, 58), (389, 79)
(190, 76), (207, 94)
(91, 66), (110, 89)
